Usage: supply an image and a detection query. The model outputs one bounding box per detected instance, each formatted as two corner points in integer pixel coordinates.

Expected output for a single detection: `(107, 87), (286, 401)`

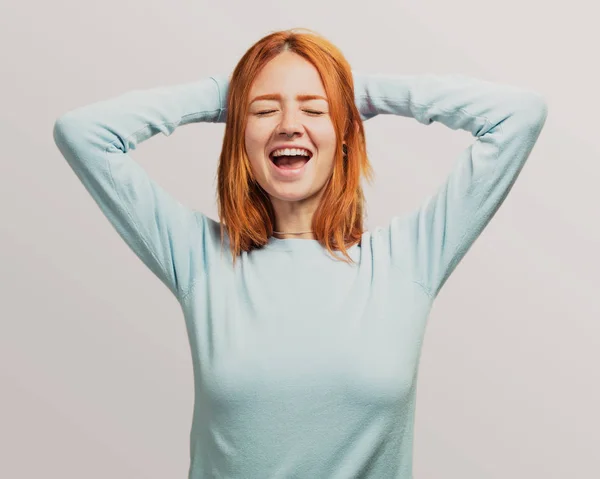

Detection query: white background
(1, 0), (598, 477)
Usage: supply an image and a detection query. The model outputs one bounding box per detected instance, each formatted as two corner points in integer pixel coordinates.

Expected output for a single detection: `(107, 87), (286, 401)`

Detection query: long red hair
(216, 28), (374, 266)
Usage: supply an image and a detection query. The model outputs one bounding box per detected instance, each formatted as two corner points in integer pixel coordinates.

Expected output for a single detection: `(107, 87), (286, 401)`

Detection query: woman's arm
(52, 76), (227, 301)
(351, 72), (548, 299)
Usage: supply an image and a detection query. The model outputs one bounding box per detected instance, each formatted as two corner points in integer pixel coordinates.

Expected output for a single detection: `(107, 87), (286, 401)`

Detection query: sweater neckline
(264, 235), (363, 253)
(267, 236), (319, 251)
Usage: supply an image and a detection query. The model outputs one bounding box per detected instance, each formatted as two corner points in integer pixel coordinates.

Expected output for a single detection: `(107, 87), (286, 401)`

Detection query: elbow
(523, 92), (549, 125)
(52, 115), (72, 148)
(53, 113), (83, 150)
(53, 116), (67, 146)
(531, 92), (548, 122)
(511, 92), (548, 129)
(53, 113), (74, 133)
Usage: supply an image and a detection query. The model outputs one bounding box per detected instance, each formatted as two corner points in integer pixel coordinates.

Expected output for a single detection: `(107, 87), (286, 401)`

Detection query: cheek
(315, 129), (338, 160)
(244, 131), (262, 161)
(245, 122), (269, 153)
(312, 121), (336, 146)
(244, 128), (270, 175)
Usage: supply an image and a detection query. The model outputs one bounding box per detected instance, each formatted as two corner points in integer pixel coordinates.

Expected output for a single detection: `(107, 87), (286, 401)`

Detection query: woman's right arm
(52, 75), (230, 301)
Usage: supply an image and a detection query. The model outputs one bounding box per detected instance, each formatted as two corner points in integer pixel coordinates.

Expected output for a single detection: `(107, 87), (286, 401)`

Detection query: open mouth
(269, 151), (313, 169)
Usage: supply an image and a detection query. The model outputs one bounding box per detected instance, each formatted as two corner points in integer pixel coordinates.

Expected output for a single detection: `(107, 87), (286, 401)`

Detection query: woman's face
(244, 51), (337, 207)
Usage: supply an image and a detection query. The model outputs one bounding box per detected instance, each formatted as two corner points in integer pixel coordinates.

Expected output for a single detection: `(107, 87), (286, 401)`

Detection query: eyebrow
(249, 93), (328, 104)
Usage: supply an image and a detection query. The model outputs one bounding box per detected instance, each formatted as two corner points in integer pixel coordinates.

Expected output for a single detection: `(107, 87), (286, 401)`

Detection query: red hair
(216, 28), (374, 266)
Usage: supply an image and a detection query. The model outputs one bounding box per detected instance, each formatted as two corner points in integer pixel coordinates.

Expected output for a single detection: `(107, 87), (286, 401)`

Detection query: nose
(277, 108), (303, 138)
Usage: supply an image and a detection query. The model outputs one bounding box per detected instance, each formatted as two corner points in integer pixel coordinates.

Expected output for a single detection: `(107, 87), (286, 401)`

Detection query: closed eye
(255, 110), (325, 116)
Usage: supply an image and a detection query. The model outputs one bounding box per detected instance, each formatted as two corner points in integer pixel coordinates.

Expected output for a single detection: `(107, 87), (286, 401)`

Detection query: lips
(269, 153), (312, 165)
(268, 156), (310, 178)
(267, 144), (314, 160)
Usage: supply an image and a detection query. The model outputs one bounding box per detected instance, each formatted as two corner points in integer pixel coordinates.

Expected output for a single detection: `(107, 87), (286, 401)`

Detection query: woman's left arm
(352, 71), (548, 299)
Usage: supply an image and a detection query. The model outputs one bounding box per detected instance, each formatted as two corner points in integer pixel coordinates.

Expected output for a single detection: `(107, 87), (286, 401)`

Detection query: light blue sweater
(53, 71), (547, 478)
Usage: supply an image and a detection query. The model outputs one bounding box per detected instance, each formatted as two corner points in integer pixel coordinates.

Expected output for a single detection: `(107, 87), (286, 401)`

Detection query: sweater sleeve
(52, 76), (229, 300)
(352, 72), (548, 299)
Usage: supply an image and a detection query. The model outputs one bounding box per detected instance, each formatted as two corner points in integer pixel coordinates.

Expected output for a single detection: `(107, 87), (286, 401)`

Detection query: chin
(268, 189), (314, 203)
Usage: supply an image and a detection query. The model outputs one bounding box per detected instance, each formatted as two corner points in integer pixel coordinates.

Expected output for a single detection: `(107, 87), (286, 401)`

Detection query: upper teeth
(271, 148), (311, 157)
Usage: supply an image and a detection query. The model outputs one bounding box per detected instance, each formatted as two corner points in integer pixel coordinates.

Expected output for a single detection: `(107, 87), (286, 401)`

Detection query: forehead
(249, 52), (326, 97)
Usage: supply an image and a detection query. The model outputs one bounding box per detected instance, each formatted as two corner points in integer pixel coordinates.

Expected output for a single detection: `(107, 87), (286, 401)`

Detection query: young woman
(53, 28), (547, 479)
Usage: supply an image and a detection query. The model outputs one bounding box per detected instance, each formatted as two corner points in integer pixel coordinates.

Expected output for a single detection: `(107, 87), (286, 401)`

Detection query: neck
(270, 193), (322, 240)
(272, 230), (315, 239)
